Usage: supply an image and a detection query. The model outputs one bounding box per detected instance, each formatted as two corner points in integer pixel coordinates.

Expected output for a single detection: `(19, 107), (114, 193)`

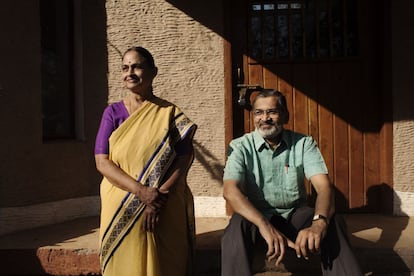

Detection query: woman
(95, 46), (197, 276)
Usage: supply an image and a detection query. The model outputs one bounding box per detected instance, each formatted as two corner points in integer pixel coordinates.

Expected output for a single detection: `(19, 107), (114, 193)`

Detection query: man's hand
(294, 219), (328, 259)
(258, 221), (295, 266)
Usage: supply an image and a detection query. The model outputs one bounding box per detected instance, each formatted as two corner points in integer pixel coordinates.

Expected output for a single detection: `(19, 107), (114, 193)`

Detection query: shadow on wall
(336, 183), (396, 214)
(339, 184), (410, 274)
(335, 184), (409, 251)
(193, 139), (224, 184)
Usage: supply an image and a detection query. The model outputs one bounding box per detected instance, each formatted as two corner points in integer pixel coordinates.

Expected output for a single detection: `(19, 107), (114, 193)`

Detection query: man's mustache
(259, 121), (276, 127)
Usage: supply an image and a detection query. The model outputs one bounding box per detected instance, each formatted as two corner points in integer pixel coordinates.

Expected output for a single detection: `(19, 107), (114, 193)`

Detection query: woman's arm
(158, 136), (194, 193)
(95, 154), (165, 209)
(142, 135), (194, 232)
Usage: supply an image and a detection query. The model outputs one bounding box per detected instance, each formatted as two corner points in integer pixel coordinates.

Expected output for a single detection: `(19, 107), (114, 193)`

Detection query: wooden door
(227, 0), (393, 213)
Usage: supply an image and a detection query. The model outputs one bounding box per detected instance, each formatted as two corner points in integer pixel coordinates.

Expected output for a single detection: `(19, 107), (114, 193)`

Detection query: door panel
(228, 0), (392, 213)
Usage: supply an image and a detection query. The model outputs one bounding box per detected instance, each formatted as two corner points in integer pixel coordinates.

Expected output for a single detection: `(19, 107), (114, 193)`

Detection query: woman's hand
(136, 186), (168, 209)
(142, 206), (159, 232)
(141, 189), (169, 232)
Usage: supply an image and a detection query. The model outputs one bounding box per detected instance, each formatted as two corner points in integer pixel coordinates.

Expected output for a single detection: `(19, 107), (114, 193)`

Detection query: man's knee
(224, 213), (252, 232)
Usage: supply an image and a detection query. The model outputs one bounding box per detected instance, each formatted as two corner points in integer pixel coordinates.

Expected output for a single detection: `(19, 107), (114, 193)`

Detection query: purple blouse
(94, 100), (191, 155)
(94, 101), (129, 155)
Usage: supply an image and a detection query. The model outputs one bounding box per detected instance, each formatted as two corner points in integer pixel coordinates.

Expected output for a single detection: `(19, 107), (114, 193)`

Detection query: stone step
(0, 215), (413, 275)
(196, 215), (414, 276)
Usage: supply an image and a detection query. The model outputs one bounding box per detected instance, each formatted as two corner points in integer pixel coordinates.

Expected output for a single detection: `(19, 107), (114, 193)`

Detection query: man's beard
(257, 123), (283, 139)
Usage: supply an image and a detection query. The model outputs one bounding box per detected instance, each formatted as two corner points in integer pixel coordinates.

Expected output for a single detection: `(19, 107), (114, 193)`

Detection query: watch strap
(313, 214), (329, 224)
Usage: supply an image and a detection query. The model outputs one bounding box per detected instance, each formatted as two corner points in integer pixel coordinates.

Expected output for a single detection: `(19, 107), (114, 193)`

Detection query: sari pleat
(99, 98), (196, 276)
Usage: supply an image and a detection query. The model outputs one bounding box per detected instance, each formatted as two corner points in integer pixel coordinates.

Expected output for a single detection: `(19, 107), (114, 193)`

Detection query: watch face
(313, 214), (327, 221)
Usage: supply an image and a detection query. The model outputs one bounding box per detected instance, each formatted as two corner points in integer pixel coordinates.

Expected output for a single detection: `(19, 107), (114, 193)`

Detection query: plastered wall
(105, 0), (226, 198)
(392, 1), (414, 215)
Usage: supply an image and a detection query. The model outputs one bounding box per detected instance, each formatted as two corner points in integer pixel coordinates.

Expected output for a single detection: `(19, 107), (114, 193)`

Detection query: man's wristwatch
(313, 214), (329, 225)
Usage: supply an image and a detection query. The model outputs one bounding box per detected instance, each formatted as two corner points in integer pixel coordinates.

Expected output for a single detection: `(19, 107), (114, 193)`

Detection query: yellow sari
(99, 98), (196, 276)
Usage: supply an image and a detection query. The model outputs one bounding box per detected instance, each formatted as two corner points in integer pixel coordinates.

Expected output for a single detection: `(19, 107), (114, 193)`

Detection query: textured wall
(394, 123), (414, 192)
(393, 121), (414, 216)
(105, 0), (226, 196)
(0, 0), (106, 207)
(392, 1), (414, 215)
(0, 0), (108, 233)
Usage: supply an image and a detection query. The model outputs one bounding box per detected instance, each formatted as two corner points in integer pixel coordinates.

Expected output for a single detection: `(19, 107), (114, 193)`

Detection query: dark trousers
(221, 207), (363, 276)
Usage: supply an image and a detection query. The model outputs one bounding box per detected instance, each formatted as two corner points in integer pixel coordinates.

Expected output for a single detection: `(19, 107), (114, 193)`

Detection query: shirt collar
(253, 129), (290, 152)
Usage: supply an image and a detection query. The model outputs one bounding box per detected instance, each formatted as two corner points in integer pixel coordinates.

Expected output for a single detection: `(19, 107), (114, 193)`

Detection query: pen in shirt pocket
(285, 164), (289, 174)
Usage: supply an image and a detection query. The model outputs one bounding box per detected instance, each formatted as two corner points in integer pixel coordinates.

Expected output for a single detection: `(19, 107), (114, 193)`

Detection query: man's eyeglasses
(253, 109), (280, 117)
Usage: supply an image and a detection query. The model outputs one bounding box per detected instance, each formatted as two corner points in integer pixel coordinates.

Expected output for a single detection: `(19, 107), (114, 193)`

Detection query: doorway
(226, 0), (392, 213)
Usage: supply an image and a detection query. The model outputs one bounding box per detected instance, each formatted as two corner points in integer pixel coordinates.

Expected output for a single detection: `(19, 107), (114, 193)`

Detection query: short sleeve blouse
(94, 100), (191, 156)
(94, 101), (129, 155)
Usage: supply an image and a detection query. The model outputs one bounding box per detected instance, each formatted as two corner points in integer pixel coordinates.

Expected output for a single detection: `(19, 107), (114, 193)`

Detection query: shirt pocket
(283, 164), (305, 207)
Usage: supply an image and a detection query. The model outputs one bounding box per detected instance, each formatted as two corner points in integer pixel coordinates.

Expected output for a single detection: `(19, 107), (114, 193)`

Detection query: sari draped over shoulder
(99, 98), (196, 276)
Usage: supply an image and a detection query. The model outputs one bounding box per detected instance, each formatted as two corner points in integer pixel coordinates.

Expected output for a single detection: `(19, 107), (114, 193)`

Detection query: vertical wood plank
(263, 65), (278, 90)
(276, 65), (293, 131)
(247, 63), (264, 132)
(292, 63), (318, 137)
(348, 126), (364, 209)
(293, 90), (308, 135)
(331, 62), (350, 212)
(309, 98), (319, 144)
(378, 0), (393, 214)
(379, 122), (393, 213)
(316, 63), (334, 187)
(364, 132), (380, 212)
(307, 68), (319, 199)
(346, 62), (365, 210)
(291, 63), (316, 195)
(291, 64), (310, 136)
(360, 0), (383, 213)
(333, 116), (349, 211)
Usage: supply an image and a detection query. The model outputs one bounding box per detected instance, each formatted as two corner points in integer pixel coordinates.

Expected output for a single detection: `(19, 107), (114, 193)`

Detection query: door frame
(223, 0), (393, 213)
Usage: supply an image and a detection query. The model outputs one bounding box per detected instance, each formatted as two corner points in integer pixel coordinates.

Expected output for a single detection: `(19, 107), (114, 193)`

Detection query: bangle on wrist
(158, 188), (169, 194)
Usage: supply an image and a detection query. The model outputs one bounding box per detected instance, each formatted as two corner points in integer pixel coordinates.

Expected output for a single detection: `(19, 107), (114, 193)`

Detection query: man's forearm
(223, 180), (268, 227)
(310, 174), (335, 220)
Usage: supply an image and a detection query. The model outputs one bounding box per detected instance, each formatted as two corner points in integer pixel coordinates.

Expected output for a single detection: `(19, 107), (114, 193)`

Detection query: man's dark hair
(252, 89), (289, 123)
(122, 46), (156, 69)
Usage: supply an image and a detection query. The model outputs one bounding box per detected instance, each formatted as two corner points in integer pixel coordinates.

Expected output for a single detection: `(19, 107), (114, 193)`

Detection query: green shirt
(223, 129), (328, 219)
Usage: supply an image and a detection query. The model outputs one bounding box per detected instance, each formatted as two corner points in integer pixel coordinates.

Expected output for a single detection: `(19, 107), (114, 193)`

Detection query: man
(221, 89), (362, 275)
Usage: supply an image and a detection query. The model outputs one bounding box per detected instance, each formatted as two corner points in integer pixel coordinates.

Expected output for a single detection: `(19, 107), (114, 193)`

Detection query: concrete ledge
(194, 196), (227, 217)
(0, 197), (100, 236)
(0, 215), (413, 275)
(0, 196), (225, 236)
(0, 216), (100, 275)
(37, 249), (100, 276)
